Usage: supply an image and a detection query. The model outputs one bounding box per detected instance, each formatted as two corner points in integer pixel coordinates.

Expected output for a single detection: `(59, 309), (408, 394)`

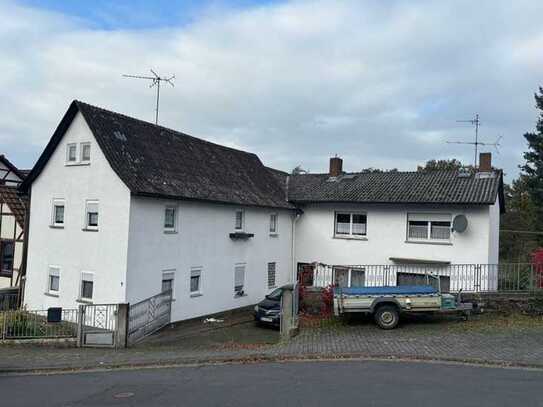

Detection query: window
(66, 144), (77, 163)
(190, 268), (202, 295)
(334, 212), (367, 237)
(267, 262), (276, 288)
(85, 200), (99, 229)
(333, 267), (365, 288)
(407, 213), (451, 241)
(48, 266), (60, 293)
(235, 210), (244, 230)
(0, 240), (15, 275)
(269, 214), (278, 234)
(80, 142), (91, 162)
(80, 272), (93, 300)
(52, 199), (65, 226)
(164, 206), (177, 232)
(234, 264), (245, 296)
(162, 271), (175, 294)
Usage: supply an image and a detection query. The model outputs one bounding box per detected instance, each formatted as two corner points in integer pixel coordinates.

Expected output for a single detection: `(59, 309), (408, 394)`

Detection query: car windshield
(266, 288), (282, 301)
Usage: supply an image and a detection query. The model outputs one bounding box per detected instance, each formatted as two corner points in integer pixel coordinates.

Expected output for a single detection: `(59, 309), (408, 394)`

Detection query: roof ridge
(74, 100), (259, 158)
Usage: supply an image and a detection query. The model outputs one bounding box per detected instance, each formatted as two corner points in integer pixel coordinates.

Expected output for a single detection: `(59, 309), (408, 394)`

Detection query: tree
(417, 159), (466, 172)
(520, 87), (543, 237)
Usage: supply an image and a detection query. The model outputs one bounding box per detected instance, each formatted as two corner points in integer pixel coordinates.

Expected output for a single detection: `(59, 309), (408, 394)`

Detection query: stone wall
(463, 292), (543, 315)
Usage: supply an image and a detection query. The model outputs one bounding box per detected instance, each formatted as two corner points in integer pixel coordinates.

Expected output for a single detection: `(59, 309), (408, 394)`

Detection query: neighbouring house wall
(295, 203), (493, 266)
(0, 204), (23, 289)
(24, 112), (131, 310)
(126, 196), (294, 322)
(0, 161), (23, 187)
(488, 199), (500, 265)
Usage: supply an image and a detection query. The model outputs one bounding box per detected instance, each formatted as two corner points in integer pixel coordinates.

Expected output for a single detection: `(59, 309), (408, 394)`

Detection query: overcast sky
(2, 0), (542, 180)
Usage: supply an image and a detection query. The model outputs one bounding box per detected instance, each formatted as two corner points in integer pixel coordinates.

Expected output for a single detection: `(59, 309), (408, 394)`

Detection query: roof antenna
(123, 69), (175, 125)
(446, 114), (501, 167)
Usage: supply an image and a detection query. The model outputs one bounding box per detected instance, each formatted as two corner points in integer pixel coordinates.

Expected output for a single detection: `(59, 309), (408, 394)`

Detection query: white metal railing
(303, 263), (542, 293)
(0, 308), (79, 340)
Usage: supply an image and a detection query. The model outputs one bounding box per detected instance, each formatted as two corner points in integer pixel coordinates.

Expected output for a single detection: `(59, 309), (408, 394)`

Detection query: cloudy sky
(2, 0), (542, 180)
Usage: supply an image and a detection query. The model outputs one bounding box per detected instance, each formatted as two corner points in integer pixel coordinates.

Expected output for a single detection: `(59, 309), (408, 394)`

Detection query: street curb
(3, 351), (543, 376)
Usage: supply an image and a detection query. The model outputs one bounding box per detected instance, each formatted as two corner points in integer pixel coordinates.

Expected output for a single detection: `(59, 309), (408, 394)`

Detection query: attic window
(66, 144), (77, 163)
(81, 143), (91, 162)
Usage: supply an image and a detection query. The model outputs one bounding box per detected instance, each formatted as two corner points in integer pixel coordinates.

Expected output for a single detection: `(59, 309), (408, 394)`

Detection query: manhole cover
(113, 392), (135, 399)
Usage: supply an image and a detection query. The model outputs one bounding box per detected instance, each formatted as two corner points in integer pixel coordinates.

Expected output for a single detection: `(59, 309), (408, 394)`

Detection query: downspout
(287, 174), (302, 284)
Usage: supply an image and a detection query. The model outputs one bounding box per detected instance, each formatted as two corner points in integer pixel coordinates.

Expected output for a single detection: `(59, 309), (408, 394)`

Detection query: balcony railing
(301, 263), (543, 293)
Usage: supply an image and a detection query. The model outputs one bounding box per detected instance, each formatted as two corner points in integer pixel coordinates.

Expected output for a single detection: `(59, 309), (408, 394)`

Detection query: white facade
(295, 202), (499, 266)
(24, 112), (132, 310)
(126, 197), (293, 321)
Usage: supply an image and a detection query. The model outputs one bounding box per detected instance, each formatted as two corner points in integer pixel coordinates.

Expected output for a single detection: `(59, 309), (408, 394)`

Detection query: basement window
(80, 272), (94, 301)
(190, 267), (202, 296)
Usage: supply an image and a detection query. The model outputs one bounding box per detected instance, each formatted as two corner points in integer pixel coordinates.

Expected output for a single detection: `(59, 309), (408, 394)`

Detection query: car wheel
(374, 305), (399, 330)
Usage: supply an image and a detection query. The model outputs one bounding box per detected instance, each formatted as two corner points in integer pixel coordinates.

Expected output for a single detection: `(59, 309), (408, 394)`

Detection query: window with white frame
(267, 262), (276, 288)
(162, 270), (175, 294)
(164, 206), (177, 232)
(269, 214), (278, 234)
(234, 264), (246, 296)
(190, 267), (202, 296)
(235, 209), (244, 230)
(48, 266), (60, 293)
(80, 142), (91, 162)
(85, 200), (99, 229)
(80, 272), (94, 300)
(333, 267), (365, 288)
(407, 213), (451, 241)
(52, 199), (65, 226)
(66, 144), (77, 163)
(334, 212), (367, 237)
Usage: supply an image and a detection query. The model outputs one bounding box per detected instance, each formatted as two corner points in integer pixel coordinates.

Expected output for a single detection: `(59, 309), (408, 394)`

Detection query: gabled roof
(0, 184), (27, 227)
(20, 101), (294, 210)
(288, 170), (505, 212)
(0, 155), (26, 182)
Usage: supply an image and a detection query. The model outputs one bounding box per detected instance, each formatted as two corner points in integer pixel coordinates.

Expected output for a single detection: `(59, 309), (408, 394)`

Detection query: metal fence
(128, 289), (172, 346)
(305, 263), (543, 293)
(79, 303), (120, 347)
(0, 308), (79, 340)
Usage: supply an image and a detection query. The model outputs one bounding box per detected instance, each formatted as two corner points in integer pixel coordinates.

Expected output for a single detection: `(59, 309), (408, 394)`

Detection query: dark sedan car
(254, 287), (283, 327)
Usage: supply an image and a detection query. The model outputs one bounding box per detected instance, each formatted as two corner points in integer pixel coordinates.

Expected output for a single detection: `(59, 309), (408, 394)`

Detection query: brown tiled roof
(288, 170), (504, 210)
(0, 184), (27, 227)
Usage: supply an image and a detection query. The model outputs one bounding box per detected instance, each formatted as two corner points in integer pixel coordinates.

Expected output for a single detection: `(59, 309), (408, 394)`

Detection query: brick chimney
(329, 156), (343, 177)
(479, 152), (492, 172)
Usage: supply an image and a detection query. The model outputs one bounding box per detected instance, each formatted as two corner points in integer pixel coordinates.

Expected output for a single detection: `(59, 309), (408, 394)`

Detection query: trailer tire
(374, 305), (399, 330)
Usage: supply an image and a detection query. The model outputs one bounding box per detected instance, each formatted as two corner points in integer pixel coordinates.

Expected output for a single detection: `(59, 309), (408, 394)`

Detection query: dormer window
(66, 144), (77, 163)
(81, 142), (91, 162)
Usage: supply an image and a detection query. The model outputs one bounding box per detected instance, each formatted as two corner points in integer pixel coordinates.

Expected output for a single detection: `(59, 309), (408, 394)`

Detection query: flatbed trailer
(334, 285), (473, 329)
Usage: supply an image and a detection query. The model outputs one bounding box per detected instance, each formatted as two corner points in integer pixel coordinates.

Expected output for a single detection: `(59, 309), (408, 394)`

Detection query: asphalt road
(2, 360), (543, 407)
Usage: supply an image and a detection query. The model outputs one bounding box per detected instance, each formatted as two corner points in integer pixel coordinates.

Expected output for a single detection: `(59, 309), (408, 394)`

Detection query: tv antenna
(446, 114), (501, 167)
(123, 69), (175, 124)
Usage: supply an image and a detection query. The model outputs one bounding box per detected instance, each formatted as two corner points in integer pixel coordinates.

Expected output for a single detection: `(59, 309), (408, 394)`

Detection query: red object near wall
(531, 248), (543, 289)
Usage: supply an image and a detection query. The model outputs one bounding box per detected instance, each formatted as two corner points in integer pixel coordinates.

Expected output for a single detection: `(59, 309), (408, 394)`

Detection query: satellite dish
(452, 215), (468, 233)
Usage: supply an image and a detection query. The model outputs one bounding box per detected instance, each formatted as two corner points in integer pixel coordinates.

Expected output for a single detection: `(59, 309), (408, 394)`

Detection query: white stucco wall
(24, 112), (131, 310)
(295, 203), (495, 267)
(126, 197), (294, 322)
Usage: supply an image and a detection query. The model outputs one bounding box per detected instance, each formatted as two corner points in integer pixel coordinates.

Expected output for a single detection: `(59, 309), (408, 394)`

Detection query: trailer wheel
(374, 305), (399, 330)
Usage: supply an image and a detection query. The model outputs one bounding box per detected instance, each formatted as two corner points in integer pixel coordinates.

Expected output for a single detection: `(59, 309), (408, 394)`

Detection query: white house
(20, 101), (504, 320)
(20, 101), (295, 320)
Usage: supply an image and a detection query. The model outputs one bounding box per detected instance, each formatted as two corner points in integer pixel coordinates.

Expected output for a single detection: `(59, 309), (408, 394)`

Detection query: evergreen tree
(520, 87), (543, 240)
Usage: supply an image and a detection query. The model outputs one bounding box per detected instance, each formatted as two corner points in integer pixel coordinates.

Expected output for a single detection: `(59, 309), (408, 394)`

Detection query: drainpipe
(290, 209), (302, 284)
